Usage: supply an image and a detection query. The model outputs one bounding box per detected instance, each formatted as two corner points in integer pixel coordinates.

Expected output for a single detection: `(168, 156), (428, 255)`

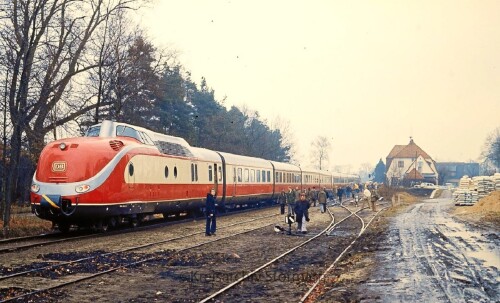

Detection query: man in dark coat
(318, 187), (327, 213)
(294, 192), (310, 234)
(337, 186), (344, 203)
(278, 189), (286, 214)
(205, 188), (217, 236)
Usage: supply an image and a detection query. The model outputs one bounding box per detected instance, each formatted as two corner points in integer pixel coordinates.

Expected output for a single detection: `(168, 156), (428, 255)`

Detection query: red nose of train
(35, 137), (125, 183)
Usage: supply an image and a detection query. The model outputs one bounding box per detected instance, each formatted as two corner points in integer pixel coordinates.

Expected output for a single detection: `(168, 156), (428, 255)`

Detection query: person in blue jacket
(294, 192), (310, 234)
(205, 188), (217, 236)
(337, 186), (344, 203)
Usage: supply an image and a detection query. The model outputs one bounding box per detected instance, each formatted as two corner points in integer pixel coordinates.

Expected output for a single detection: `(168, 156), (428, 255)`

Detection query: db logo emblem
(52, 161), (67, 172)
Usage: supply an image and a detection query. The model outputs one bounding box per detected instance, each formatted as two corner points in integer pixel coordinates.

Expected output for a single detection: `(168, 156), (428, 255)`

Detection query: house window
(418, 161), (423, 172)
(398, 161), (404, 168)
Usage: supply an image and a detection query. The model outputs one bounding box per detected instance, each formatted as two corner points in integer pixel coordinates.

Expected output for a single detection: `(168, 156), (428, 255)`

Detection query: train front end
(30, 135), (124, 226)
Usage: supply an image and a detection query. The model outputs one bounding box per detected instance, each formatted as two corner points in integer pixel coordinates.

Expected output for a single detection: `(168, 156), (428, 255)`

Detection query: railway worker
(318, 187), (327, 213)
(278, 189), (287, 215)
(294, 192), (310, 234)
(205, 188), (217, 236)
(286, 187), (295, 216)
(337, 186), (344, 203)
(310, 187), (318, 207)
(346, 185), (352, 199)
(294, 186), (301, 202)
(363, 187), (372, 209)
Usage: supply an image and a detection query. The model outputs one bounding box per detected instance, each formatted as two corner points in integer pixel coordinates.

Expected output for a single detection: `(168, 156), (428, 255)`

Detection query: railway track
(300, 202), (389, 302)
(0, 204), (275, 254)
(196, 199), (384, 303)
(0, 210), (281, 302)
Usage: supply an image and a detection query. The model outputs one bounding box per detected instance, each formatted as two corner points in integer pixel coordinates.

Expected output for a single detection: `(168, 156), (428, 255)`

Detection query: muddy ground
(313, 190), (499, 303)
(1, 191), (498, 302)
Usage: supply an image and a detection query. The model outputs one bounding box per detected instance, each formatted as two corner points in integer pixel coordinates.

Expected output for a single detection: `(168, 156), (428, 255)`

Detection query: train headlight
(75, 184), (90, 193)
(59, 143), (67, 150)
(31, 183), (40, 193)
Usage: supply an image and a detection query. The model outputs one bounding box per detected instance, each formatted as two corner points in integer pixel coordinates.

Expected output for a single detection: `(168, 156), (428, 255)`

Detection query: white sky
(137, 0), (500, 172)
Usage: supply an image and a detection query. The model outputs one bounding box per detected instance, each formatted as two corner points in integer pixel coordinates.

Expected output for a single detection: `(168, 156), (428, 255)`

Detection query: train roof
(270, 161), (301, 172)
(190, 147), (223, 163)
(218, 152), (273, 169)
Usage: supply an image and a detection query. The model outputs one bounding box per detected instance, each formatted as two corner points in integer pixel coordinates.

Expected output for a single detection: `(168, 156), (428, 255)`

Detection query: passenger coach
(31, 120), (359, 232)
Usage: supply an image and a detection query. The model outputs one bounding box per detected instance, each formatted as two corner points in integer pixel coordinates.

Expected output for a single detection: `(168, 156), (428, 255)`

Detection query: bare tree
(481, 127), (500, 171)
(310, 136), (331, 170)
(0, 0), (141, 235)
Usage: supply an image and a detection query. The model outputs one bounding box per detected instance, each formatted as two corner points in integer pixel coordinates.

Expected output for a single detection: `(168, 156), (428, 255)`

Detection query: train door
(213, 163), (219, 191)
(232, 167), (237, 196)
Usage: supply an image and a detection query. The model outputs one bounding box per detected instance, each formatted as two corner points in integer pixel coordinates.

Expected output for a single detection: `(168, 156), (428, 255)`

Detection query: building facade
(435, 162), (480, 186)
(386, 138), (438, 186)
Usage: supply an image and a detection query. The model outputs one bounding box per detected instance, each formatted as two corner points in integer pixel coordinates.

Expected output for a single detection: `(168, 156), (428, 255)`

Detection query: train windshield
(116, 125), (143, 143)
(85, 126), (101, 137)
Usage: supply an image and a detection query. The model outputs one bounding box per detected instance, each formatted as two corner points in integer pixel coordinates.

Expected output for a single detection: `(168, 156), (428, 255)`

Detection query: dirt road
(360, 191), (499, 302)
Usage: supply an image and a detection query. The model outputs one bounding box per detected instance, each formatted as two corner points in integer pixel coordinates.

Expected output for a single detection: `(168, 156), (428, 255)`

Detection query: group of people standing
(277, 186), (329, 234)
(205, 183), (375, 236)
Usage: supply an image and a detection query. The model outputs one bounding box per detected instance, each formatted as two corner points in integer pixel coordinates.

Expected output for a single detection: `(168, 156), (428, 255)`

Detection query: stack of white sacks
(495, 173), (500, 191)
(454, 174), (499, 206)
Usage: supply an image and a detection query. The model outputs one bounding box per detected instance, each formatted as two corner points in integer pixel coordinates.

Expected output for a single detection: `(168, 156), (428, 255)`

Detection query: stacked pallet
(454, 174), (499, 206)
(494, 173), (500, 191)
(454, 189), (474, 205)
(473, 176), (493, 199)
(458, 176), (473, 190)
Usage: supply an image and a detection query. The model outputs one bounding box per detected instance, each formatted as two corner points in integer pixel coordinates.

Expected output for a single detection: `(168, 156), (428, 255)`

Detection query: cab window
(116, 125), (142, 142)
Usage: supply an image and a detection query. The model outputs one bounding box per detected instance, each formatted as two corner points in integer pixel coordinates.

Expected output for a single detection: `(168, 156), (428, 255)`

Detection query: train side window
(174, 166), (178, 178)
(275, 172), (279, 183)
(218, 166), (222, 182)
(191, 164), (195, 182)
(256, 170), (261, 182)
(208, 165), (213, 182)
(244, 169), (249, 182)
(128, 162), (134, 176)
(195, 164), (198, 181)
(267, 171), (271, 183)
(250, 169), (255, 182)
(233, 167), (237, 182)
(165, 166), (169, 178)
(237, 168), (242, 182)
(279, 172), (283, 183)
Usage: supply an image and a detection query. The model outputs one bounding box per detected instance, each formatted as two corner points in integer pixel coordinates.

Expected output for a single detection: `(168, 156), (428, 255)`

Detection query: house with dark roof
(386, 138), (438, 186)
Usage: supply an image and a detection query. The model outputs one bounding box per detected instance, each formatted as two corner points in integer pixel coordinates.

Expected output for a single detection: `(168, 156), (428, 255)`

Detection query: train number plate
(52, 161), (67, 172)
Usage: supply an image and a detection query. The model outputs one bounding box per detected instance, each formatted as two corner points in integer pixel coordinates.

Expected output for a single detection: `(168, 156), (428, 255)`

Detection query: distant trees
(310, 136), (331, 170)
(0, 0), (143, 235)
(0, 1), (293, 234)
(373, 159), (386, 183)
(481, 127), (500, 173)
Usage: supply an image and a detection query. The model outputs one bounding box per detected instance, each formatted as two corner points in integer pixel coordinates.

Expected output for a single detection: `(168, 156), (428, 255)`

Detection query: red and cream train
(30, 120), (360, 231)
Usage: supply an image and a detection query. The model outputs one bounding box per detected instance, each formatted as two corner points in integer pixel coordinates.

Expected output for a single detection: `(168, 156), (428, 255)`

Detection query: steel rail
(0, 212), (279, 283)
(197, 204), (340, 303)
(0, 204), (275, 254)
(0, 212), (281, 303)
(299, 205), (389, 303)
